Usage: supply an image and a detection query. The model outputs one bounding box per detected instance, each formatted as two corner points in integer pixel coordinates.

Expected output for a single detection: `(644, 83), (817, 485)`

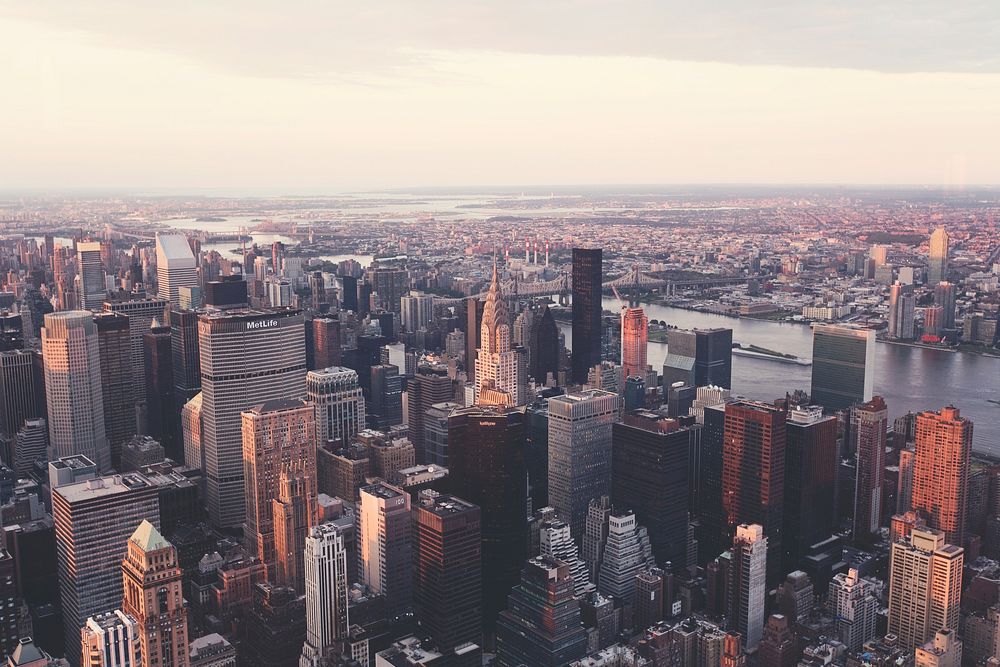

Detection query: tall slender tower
(571, 248), (602, 384)
(94, 313), (136, 469)
(155, 234), (199, 311)
(359, 481), (413, 618)
(912, 406), (972, 547)
(103, 298), (169, 403)
(272, 461), (316, 593)
(729, 524), (767, 651)
(121, 521), (189, 667)
(474, 263), (520, 406)
(852, 396), (888, 539)
(42, 311), (112, 472)
(620, 306), (648, 379)
(77, 241), (107, 310)
(928, 227), (949, 285)
(300, 523), (350, 667)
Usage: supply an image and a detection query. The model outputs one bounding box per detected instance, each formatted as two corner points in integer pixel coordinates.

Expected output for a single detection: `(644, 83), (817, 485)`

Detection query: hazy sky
(3, 2), (1000, 191)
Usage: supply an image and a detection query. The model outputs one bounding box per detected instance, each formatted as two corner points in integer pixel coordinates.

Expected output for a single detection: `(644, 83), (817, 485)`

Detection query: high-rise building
(180, 393), (203, 473)
(852, 396), (888, 539)
(547, 389), (619, 541)
(933, 282), (957, 330)
(12, 418), (48, 476)
(464, 296), (484, 378)
(722, 401), (784, 584)
(80, 611), (141, 667)
(413, 492), (482, 655)
(526, 305), (560, 385)
(612, 410), (692, 569)
(103, 298), (169, 402)
(620, 307), (648, 379)
(77, 242), (107, 310)
(888, 282), (916, 340)
(359, 481), (412, 618)
(121, 521), (188, 667)
(583, 495), (612, 580)
(782, 405), (837, 569)
(400, 292), (434, 332)
(0, 550), (15, 660)
(300, 523), (350, 667)
(155, 234), (198, 311)
(143, 321), (177, 460)
(42, 311), (112, 472)
(729, 524), (767, 651)
(368, 364), (403, 430)
(571, 248), (602, 384)
(367, 266), (408, 313)
(306, 367), (364, 447)
(93, 313), (136, 468)
(662, 328), (733, 389)
(757, 615), (797, 667)
(0, 349), (44, 444)
(495, 556), (588, 667)
(473, 265), (520, 407)
(447, 405), (527, 629)
(809, 324), (874, 412)
(888, 527), (963, 652)
(406, 363), (453, 464)
(828, 568), (878, 651)
(538, 519), (592, 597)
(272, 461), (315, 593)
(199, 308), (306, 528)
(241, 399), (317, 577)
(915, 628), (961, 667)
(928, 227), (949, 285)
(53, 471), (160, 667)
(912, 406), (972, 547)
(596, 510), (654, 601)
(169, 309), (201, 410)
(423, 401), (459, 468)
(310, 317), (341, 371)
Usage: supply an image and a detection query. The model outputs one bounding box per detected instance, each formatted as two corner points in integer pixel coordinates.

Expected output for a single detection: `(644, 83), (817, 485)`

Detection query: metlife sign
(246, 319), (279, 331)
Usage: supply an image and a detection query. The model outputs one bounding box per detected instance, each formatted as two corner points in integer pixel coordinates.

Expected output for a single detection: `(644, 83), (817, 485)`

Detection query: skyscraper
(620, 306), (648, 379)
(169, 309), (201, 410)
(888, 282), (915, 340)
(368, 364), (402, 430)
(524, 304), (560, 385)
(413, 492), (482, 656)
(571, 248), (602, 384)
(406, 363), (453, 463)
(199, 308), (306, 528)
(80, 611), (141, 667)
(547, 389), (619, 541)
(94, 313), (136, 468)
(928, 227), (949, 285)
(828, 568), (878, 651)
(53, 471), (160, 667)
(852, 396), (888, 539)
(596, 510), (655, 601)
(42, 311), (112, 472)
(888, 527), (963, 652)
(912, 406), (972, 547)
(143, 321), (177, 460)
(121, 521), (189, 667)
(272, 461), (315, 593)
(76, 241), (107, 310)
(722, 402), (785, 584)
(662, 328), (733, 389)
(155, 234), (198, 311)
(933, 282), (957, 330)
(809, 324), (874, 412)
(103, 298), (170, 403)
(464, 296), (484, 377)
(447, 405), (527, 629)
(359, 481), (413, 618)
(400, 291), (434, 332)
(495, 556), (588, 667)
(242, 399), (317, 577)
(729, 524), (767, 651)
(474, 264), (520, 407)
(310, 317), (341, 370)
(0, 349), (44, 445)
(307, 367), (364, 447)
(300, 523), (350, 667)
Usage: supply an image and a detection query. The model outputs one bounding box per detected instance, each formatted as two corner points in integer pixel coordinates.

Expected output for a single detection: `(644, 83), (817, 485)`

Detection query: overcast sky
(3, 1), (999, 191)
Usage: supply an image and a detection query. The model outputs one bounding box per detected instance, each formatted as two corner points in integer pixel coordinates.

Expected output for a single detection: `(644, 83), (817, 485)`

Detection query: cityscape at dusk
(2, 3), (1000, 667)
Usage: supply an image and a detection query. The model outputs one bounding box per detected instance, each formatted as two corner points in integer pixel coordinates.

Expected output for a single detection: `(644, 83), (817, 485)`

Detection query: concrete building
(80, 611), (140, 667)
(307, 367), (364, 447)
(155, 234), (198, 311)
(729, 524), (767, 651)
(359, 481), (412, 618)
(828, 568), (879, 651)
(299, 523), (350, 667)
(912, 406), (972, 547)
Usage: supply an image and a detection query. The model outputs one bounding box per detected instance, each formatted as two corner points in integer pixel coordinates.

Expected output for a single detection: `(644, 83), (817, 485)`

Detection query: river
(560, 297), (1000, 456)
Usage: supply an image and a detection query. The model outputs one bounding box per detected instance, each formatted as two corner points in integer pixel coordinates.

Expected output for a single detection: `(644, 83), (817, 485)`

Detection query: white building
(400, 291), (434, 333)
(828, 568), (879, 651)
(300, 523), (350, 667)
(155, 234), (198, 311)
(81, 610), (141, 667)
(731, 523), (767, 651)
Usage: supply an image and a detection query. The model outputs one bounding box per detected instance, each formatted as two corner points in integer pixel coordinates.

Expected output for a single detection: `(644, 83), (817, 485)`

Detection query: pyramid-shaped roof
(129, 520), (170, 552)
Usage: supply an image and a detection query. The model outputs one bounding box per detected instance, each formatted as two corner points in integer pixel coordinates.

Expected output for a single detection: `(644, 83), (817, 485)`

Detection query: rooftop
(54, 473), (152, 503)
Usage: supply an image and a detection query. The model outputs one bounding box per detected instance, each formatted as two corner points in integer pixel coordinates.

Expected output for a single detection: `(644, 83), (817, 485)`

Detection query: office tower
(120, 521), (188, 667)
(300, 523), (350, 667)
(447, 405), (527, 628)
(662, 328), (733, 389)
(80, 611), (141, 667)
(13, 418), (47, 476)
(0, 349), (44, 441)
(547, 389), (619, 541)
(368, 364), (402, 429)
(42, 312), (112, 472)
(155, 234), (198, 311)
(180, 393), (203, 473)
(340, 275), (359, 313)
(464, 296), (484, 376)
(199, 308), (306, 528)
(757, 615), (796, 667)
(809, 324), (875, 411)
(414, 492), (482, 655)
(782, 406), (837, 568)
(265, 278), (293, 307)
(828, 568), (878, 651)
(0, 551), (14, 659)
(400, 292), (433, 332)
(928, 227), (949, 285)
(170, 310), (200, 408)
(423, 401), (459, 468)
(597, 510), (654, 601)
(367, 266), (408, 313)
(239, 584), (306, 667)
(407, 363), (453, 463)
(242, 399), (317, 575)
(178, 286), (201, 310)
(53, 471), (159, 666)
(912, 406), (972, 546)
(538, 519), (592, 596)
(526, 305), (559, 385)
(473, 265), (520, 407)
(495, 556), (588, 667)
(272, 461), (314, 593)
(729, 524), (767, 651)
(104, 298), (170, 402)
(634, 567), (665, 630)
(888, 527), (963, 652)
(897, 448), (915, 514)
(93, 313), (136, 467)
(0, 313), (23, 352)
(203, 275), (248, 310)
(77, 242), (107, 310)
(583, 496), (612, 579)
(888, 282), (916, 340)
(933, 282), (957, 330)
(571, 248), (602, 384)
(722, 401), (784, 584)
(870, 244), (889, 267)
(359, 481), (412, 617)
(311, 317), (341, 370)
(316, 442), (368, 501)
(612, 410), (692, 568)
(143, 321), (177, 459)
(307, 367), (364, 447)
(850, 396), (888, 540)
(620, 306), (648, 379)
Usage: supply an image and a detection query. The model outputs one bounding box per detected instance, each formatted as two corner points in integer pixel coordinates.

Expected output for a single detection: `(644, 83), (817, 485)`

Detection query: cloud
(3, 0), (999, 78)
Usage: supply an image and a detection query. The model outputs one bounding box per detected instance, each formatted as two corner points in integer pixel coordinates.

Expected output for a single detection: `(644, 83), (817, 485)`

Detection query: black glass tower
(571, 248), (602, 384)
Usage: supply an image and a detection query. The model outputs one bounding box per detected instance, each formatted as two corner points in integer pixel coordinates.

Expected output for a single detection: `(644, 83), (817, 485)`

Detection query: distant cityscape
(0, 187), (998, 667)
